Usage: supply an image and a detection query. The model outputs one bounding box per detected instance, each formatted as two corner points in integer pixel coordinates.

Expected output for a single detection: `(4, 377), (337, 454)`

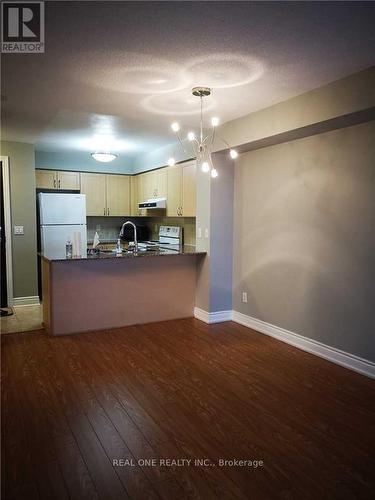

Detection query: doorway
(0, 157), (13, 315)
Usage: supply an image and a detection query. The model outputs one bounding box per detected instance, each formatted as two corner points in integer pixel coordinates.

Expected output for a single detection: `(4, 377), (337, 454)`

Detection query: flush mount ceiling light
(91, 152), (118, 163)
(167, 87), (239, 178)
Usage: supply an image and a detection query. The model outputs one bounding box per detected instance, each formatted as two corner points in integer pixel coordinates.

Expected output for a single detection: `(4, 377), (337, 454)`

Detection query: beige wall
(0, 141), (38, 299)
(217, 66), (375, 152)
(233, 121), (375, 362)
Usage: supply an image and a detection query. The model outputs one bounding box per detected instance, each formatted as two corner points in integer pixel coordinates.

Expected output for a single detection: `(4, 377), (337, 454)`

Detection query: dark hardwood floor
(2, 318), (375, 500)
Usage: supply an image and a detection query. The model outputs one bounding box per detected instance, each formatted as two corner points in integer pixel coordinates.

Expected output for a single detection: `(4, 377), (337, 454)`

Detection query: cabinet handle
(53, 179), (56, 188)
(107, 208), (110, 216)
(58, 179), (61, 188)
(104, 208), (106, 215)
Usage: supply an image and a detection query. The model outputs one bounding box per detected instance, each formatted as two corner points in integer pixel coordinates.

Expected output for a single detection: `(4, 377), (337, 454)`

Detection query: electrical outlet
(14, 225), (24, 235)
(242, 292), (248, 303)
(197, 227), (202, 238)
(204, 228), (209, 238)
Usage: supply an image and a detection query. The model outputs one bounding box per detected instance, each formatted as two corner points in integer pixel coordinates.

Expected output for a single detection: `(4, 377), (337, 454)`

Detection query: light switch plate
(204, 228), (209, 238)
(14, 225), (24, 235)
(242, 292), (248, 303)
(197, 227), (202, 238)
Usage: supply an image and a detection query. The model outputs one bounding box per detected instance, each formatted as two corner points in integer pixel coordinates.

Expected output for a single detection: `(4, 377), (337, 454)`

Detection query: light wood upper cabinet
(35, 170), (57, 189)
(154, 169), (167, 198)
(167, 165), (182, 217)
(35, 169), (80, 190)
(36, 164), (196, 218)
(80, 173), (106, 216)
(130, 176), (139, 216)
(57, 171), (80, 190)
(106, 175), (130, 216)
(182, 162), (196, 217)
(166, 161), (196, 217)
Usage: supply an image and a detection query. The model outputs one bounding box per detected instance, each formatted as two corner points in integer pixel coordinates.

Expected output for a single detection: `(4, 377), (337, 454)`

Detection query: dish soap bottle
(66, 239), (73, 259)
(116, 238), (122, 254)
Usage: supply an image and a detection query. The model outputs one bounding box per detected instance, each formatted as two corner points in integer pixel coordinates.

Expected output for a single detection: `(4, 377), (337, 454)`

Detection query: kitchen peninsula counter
(40, 245), (205, 262)
(40, 247), (206, 335)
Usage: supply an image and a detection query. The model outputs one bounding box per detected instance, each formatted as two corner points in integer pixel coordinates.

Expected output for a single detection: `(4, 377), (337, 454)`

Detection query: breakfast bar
(41, 247), (205, 335)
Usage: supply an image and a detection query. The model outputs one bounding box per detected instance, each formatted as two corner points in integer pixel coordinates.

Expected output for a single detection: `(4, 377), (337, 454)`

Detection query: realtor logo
(1, 2), (44, 53)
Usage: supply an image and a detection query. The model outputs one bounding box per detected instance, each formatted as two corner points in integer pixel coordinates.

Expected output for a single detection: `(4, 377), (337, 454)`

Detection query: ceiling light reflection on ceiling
(211, 117), (219, 127)
(91, 152), (118, 163)
(167, 157), (176, 166)
(230, 149), (238, 159)
(187, 131), (195, 141)
(171, 122), (180, 132)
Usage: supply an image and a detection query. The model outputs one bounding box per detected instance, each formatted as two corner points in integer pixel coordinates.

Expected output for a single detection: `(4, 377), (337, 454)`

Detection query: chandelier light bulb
(211, 117), (219, 127)
(187, 131), (195, 141)
(211, 168), (218, 178)
(230, 149), (238, 159)
(171, 122), (180, 133)
(201, 161), (210, 173)
(167, 157), (176, 166)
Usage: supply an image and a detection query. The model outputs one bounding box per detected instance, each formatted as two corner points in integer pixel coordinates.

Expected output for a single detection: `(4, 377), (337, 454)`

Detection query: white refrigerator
(39, 193), (87, 258)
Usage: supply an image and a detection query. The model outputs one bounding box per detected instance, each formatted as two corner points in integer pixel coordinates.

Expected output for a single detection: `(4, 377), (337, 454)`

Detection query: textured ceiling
(2, 1), (375, 156)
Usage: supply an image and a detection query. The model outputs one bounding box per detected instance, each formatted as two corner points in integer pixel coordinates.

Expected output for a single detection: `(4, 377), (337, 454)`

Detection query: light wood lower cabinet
(106, 174), (130, 216)
(80, 173), (107, 216)
(35, 169), (80, 190)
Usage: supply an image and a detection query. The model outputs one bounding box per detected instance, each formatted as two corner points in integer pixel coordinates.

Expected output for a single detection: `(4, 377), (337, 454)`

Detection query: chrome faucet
(119, 221), (138, 252)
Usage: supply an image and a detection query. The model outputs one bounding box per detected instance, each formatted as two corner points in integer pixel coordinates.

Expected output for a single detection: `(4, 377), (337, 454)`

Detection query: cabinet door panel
(182, 162), (196, 217)
(137, 174), (147, 215)
(106, 175), (130, 216)
(35, 170), (57, 189)
(167, 165), (182, 217)
(155, 169), (167, 198)
(57, 171), (80, 190)
(80, 173), (106, 216)
(130, 176), (139, 216)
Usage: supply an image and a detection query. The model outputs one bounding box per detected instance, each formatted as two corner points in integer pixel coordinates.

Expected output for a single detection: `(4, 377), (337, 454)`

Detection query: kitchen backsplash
(87, 216), (196, 246)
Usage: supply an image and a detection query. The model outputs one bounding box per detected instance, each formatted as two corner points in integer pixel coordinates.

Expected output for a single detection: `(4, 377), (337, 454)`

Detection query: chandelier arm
(190, 141), (199, 157)
(217, 136), (233, 149)
(211, 126), (216, 146)
(176, 132), (189, 156)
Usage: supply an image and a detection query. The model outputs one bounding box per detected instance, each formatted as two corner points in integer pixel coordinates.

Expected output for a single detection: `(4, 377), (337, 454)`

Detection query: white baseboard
(232, 311), (375, 380)
(13, 296), (40, 307)
(194, 307), (232, 324)
(193, 307), (375, 379)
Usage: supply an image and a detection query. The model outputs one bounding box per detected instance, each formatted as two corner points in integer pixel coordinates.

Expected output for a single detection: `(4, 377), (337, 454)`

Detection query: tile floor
(0, 305), (43, 334)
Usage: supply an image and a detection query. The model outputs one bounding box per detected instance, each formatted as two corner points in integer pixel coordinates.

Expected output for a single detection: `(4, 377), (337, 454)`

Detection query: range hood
(138, 197), (167, 209)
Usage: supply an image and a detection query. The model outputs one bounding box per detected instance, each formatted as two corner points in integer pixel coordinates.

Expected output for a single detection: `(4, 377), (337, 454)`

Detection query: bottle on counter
(116, 238), (122, 255)
(66, 239), (73, 259)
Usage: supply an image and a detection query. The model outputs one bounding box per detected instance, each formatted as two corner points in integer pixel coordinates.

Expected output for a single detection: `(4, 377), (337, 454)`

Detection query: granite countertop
(39, 245), (206, 263)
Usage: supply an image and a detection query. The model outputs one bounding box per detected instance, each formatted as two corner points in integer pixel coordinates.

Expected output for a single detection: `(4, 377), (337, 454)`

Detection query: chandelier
(167, 87), (238, 178)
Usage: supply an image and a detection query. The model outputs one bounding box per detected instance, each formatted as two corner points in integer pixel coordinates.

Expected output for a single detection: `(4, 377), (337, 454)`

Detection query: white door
(41, 224), (87, 258)
(39, 193), (86, 225)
